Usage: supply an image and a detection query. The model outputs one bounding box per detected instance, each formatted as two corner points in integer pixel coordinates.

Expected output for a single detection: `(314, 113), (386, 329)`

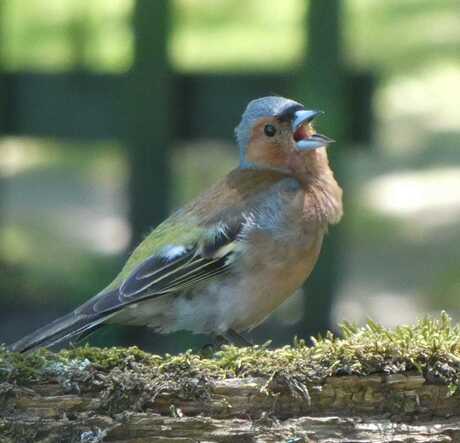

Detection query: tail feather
(9, 311), (111, 353)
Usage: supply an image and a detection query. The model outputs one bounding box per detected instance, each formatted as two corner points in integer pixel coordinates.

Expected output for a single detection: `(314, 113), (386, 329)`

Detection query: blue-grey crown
(235, 96), (302, 163)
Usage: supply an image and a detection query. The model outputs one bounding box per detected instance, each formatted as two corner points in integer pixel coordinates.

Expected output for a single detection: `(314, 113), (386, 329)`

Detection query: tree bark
(2, 362), (460, 442)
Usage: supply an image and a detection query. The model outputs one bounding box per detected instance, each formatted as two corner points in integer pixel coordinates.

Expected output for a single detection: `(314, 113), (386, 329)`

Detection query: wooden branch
(2, 360), (460, 441)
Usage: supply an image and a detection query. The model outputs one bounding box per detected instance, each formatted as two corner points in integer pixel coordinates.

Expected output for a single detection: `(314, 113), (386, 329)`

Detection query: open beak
(291, 110), (334, 151)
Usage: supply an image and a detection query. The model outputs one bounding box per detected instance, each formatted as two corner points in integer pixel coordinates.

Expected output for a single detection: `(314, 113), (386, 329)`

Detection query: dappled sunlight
(341, 163), (460, 327)
(347, 0), (460, 72)
(337, 58), (460, 327)
(55, 210), (131, 255)
(0, 226), (31, 264)
(0, 138), (130, 263)
(333, 288), (425, 328)
(363, 167), (460, 231)
(0, 138), (50, 177)
(1, 0), (306, 73)
(376, 64), (460, 153)
(2, 0), (133, 72)
(171, 0), (305, 72)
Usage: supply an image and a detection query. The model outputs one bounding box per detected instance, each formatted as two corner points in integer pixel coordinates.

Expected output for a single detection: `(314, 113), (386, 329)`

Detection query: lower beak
(292, 110), (334, 151)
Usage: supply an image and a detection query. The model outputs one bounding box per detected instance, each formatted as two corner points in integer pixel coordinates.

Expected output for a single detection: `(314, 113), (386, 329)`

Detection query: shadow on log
(2, 313), (460, 442)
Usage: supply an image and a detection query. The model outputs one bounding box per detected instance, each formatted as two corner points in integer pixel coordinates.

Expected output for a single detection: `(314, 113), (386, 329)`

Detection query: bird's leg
(221, 329), (253, 347)
(199, 342), (216, 357)
(199, 335), (228, 357)
(199, 330), (252, 356)
(214, 334), (230, 347)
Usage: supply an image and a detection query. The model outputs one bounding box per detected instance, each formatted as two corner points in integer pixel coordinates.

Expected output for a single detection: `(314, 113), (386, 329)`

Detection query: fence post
(295, 0), (347, 338)
(0, 0), (5, 230)
(124, 0), (172, 247)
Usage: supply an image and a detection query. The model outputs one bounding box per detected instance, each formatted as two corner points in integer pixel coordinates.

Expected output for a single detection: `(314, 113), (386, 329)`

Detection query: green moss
(0, 346), (58, 384)
(60, 345), (163, 371)
(2, 312), (460, 389)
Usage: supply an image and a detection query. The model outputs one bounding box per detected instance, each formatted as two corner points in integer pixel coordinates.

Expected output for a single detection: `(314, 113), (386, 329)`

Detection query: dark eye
(264, 124), (277, 137)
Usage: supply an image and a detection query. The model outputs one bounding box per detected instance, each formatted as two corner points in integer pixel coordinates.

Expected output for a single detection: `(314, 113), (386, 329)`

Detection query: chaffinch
(11, 96), (343, 352)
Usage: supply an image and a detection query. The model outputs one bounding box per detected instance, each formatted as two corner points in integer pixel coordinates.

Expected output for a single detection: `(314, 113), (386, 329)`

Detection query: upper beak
(292, 109), (334, 151)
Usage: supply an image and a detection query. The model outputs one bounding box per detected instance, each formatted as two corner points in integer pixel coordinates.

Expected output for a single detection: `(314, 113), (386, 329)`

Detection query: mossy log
(3, 314), (460, 442)
(3, 372), (460, 442)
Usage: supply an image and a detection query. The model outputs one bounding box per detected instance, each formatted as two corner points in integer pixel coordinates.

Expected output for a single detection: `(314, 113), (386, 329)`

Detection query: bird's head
(235, 96), (334, 174)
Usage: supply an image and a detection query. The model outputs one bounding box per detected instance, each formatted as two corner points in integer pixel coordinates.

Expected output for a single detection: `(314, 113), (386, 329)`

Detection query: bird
(10, 96), (343, 353)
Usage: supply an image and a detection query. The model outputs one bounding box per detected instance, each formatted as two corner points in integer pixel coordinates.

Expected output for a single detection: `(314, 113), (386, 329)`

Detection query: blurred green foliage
(0, 0), (459, 346)
(345, 0), (460, 74)
(0, 0), (133, 71)
(1, 0), (459, 74)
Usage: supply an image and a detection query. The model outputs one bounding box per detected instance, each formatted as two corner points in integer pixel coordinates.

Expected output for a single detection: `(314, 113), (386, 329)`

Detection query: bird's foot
(199, 330), (252, 357)
(198, 342), (218, 358)
(198, 335), (231, 357)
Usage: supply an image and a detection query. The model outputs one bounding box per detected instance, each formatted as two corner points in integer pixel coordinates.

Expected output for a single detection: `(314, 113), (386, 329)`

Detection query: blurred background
(1, 0), (459, 353)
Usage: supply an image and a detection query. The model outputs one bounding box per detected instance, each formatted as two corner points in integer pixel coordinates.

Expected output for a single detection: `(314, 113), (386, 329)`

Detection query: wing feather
(78, 221), (242, 317)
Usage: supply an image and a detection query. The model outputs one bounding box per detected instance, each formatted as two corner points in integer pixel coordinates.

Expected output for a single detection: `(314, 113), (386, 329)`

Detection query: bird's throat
(287, 148), (329, 187)
(288, 148), (343, 225)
